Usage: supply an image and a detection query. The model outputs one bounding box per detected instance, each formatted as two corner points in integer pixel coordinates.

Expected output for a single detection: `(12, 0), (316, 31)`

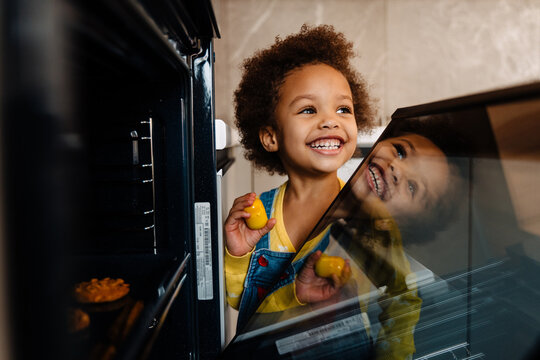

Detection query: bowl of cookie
(73, 277), (131, 312)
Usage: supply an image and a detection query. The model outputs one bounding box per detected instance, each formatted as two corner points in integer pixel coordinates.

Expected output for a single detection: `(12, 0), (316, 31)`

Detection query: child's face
(354, 134), (450, 219)
(269, 64), (358, 177)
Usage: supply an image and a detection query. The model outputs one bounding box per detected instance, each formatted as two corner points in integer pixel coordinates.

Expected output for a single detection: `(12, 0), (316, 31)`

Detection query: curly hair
(234, 24), (374, 175)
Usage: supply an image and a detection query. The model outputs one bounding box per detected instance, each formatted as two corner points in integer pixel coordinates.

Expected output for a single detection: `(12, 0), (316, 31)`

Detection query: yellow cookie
(73, 277), (130, 304)
(244, 197), (268, 230)
(315, 254), (345, 278)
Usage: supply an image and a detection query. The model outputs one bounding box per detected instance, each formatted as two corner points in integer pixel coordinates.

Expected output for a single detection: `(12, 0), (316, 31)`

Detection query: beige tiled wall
(386, 0), (540, 112)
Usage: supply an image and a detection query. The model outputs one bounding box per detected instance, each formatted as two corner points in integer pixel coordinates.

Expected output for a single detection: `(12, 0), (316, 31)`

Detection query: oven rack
(87, 114), (157, 251)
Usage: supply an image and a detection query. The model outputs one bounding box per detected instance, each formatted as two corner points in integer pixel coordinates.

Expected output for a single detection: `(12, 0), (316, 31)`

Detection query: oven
(1, 0), (224, 359)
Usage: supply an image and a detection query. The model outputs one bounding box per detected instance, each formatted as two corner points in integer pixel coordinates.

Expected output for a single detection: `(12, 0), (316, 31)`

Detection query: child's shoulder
(259, 185), (280, 198)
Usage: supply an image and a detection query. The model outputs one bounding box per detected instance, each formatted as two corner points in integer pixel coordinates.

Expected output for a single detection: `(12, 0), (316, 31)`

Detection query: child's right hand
(224, 192), (276, 256)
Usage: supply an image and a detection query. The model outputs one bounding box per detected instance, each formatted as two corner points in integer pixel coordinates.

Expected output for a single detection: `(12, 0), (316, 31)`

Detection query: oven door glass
(223, 87), (540, 360)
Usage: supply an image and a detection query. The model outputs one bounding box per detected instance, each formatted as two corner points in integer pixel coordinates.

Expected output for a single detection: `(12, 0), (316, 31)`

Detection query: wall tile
(386, 0), (540, 115)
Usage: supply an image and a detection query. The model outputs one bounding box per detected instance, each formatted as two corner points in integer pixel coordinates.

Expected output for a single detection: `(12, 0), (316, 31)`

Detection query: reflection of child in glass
(361, 134), (450, 216)
(332, 130), (464, 359)
(331, 213), (423, 360)
(351, 126), (465, 243)
(224, 24), (374, 329)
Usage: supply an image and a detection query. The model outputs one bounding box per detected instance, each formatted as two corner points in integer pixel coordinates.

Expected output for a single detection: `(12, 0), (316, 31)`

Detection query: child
(224, 24), (374, 330)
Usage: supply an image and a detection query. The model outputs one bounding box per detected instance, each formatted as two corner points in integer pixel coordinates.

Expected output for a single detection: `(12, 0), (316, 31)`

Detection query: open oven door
(222, 82), (540, 360)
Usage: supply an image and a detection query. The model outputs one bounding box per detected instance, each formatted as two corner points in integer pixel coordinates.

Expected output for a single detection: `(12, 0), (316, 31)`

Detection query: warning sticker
(195, 202), (213, 300)
(275, 314), (364, 355)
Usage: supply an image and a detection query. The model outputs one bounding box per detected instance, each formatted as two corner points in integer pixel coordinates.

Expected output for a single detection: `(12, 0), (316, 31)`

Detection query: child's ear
(259, 126), (279, 152)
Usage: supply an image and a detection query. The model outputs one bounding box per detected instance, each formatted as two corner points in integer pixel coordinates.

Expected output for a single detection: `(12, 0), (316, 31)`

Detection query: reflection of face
(272, 63), (358, 177)
(357, 134), (450, 218)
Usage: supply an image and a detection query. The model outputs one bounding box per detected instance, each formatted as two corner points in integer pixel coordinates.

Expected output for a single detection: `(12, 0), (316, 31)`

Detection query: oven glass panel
(224, 92), (540, 360)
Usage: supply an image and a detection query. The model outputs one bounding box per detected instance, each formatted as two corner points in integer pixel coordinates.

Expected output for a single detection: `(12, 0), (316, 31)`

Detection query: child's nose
(319, 117), (339, 129)
(389, 162), (401, 184)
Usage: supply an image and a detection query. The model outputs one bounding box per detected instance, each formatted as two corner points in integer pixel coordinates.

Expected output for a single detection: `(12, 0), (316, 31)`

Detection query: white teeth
(369, 165), (385, 199)
(309, 139), (341, 149)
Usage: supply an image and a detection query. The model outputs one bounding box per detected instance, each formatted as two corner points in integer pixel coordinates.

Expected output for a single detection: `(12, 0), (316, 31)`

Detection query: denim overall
(236, 188), (330, 330)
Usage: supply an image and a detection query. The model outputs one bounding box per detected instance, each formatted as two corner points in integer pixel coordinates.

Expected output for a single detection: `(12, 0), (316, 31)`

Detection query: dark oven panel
(1, 0), (220, 359)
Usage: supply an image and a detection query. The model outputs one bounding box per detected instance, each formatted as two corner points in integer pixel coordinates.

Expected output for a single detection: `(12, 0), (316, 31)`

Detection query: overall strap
(255, 187), (279, 250)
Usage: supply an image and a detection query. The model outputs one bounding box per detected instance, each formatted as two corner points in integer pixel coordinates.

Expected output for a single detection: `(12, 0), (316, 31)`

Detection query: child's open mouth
(308, 138), (343, 151)
(366, 163), (387, 200)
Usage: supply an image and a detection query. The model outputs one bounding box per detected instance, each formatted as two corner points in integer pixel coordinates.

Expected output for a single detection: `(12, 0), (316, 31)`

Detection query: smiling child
(223, 24), (374, 330)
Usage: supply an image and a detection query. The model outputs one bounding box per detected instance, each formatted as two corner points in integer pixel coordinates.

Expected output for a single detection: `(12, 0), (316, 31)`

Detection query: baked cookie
(74, 277), (130, 304)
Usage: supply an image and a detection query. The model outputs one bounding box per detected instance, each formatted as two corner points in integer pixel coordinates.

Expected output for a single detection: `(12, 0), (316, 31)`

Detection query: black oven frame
(1, 0), (223, 359)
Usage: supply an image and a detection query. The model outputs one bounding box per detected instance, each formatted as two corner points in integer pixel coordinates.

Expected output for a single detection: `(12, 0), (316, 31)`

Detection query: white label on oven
(195, 202), (213, 300)
(275, 314), (364, 355)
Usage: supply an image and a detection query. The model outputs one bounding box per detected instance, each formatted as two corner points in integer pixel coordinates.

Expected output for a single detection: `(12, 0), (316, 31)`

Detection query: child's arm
(224, 192), (276, 309)
(224, 192), (276, 256)
(295, 250), (351, 304)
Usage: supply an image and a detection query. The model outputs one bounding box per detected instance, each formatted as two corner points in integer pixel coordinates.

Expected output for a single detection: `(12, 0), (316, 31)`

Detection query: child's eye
(299, 107), (316, 114)
(392, 143), (407, 159)
(337, 106), (352, 114)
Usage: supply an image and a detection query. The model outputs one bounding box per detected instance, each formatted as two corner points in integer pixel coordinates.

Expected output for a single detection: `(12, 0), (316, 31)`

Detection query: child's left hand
(295, 250), (351, 304)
